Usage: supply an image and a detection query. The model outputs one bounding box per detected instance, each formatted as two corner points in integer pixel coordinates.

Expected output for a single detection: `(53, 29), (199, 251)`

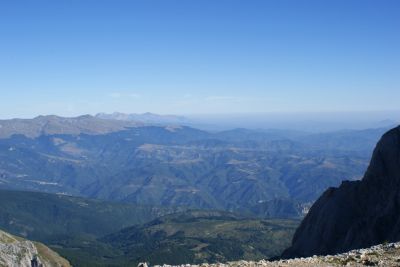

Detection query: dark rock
(31, 255), (43, 267)
(282, 126), (400, 258)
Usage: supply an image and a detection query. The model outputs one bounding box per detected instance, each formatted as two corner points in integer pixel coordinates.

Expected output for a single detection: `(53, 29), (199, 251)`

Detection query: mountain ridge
(0, 115), (141, 138)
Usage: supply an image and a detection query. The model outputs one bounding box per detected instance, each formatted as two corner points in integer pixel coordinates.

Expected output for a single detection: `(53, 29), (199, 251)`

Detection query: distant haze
(185, 111), (400, 132)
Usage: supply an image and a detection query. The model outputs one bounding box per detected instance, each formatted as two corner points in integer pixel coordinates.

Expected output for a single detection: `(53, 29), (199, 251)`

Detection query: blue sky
(0, 0), (399, 118)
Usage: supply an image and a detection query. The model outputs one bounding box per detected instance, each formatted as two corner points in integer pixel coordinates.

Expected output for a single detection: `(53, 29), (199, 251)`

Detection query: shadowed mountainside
(0, 190), (183, 242)
(98, 210), (298, 266)
(0, 191), (299, 267)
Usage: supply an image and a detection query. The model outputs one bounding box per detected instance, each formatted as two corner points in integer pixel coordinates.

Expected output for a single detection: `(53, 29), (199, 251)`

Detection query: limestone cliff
(282, 126), (400, 258)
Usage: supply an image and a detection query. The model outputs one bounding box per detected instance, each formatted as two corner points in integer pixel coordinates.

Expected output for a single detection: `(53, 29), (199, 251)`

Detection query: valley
(0, 190), (298, 267)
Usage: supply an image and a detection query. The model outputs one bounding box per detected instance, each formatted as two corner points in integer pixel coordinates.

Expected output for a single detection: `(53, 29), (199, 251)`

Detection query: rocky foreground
(0, 229), (70, 267)
(147, 242), (400, 267)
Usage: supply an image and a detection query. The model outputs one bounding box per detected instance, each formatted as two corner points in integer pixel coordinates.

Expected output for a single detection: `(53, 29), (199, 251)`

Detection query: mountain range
(0, 115), (141, 139)
(0, 115), (389, 219)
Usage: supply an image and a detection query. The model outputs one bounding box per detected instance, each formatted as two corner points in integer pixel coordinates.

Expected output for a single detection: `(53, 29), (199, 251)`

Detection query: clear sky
(0, 0), (399, 118)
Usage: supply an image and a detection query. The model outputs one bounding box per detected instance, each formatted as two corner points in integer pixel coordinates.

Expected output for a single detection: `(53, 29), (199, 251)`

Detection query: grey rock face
(0, 229), (70, 267)
(0, 238), (38, 267)
(282, 126), (400, 258)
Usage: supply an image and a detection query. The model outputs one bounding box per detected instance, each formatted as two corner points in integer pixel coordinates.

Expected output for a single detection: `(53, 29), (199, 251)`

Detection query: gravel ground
(141, 242), (400, 267)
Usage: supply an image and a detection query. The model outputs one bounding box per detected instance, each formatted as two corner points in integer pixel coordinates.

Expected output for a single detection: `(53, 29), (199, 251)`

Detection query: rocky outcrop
(282, 126), (400, 258)
(145, 241), (400, 266)
(0, 229), (70, 267)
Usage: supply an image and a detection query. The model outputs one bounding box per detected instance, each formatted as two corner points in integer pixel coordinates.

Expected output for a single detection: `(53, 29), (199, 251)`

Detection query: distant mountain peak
(95, 112), (189, 125)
